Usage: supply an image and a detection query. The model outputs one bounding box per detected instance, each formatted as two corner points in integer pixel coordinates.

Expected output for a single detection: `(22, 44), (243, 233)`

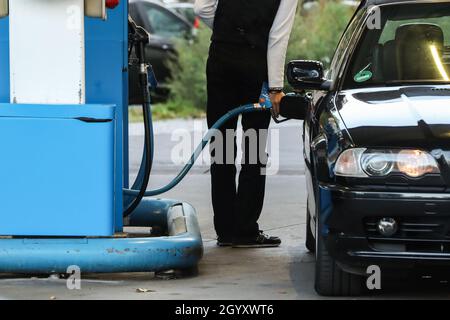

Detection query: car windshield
(343, 3), (450, 89)
(143, 3), (188, 39)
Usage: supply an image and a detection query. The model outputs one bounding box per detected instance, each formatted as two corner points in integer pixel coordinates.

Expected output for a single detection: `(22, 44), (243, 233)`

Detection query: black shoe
(232, 231), (281, 248)
(217, 237), (233, 247)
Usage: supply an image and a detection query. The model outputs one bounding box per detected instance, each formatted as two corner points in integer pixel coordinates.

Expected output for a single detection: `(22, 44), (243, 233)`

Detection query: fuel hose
(123, 84), (273, 199)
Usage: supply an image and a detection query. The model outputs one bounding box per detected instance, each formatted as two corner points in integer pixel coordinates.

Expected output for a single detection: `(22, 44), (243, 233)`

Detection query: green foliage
(161, 1), (356, 118)
(166, 26), (212, 112)
(287, 0), (355, 67)
(129, 102), (205, 122)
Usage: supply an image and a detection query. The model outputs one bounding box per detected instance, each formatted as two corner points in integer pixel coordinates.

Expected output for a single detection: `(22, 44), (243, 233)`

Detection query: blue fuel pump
(0, 0), (273, 274)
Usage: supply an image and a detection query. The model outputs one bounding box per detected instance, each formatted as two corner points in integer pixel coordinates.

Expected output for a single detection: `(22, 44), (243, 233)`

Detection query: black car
(283, 0), (450, 296)
(166, 2), (200, 28)
(129, 0), (193, 103)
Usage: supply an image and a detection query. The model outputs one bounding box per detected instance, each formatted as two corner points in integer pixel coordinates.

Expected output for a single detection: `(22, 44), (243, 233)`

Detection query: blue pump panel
(84, 4), (129, 232)
(0, 104), (115, 236)
(0, 17), (9, 103)
(0, 3), (128, 235)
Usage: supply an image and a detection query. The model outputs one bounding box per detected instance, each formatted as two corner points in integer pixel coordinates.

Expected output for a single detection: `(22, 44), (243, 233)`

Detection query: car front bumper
(319, 184), (450, 274)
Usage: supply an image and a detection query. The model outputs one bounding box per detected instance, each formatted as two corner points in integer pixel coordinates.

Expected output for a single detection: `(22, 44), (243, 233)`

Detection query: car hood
(335, 86), (450, 150)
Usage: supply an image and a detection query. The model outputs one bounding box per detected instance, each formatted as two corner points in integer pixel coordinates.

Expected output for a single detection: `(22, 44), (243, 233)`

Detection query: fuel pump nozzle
(128, 17), (150, 101)
(124, 17), (154, 217)
(128, 16), (149, 52)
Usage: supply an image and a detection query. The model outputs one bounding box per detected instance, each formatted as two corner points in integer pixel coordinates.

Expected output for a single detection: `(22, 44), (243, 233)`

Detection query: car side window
(342, 3), (450, 89)
(143, 3), (188, 38)
(379, 17), (450, 45)
(328, 9), (364, 82)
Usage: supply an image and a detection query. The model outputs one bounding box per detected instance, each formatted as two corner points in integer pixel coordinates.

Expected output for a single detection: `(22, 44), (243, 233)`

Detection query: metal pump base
(0, 199), (203, 274)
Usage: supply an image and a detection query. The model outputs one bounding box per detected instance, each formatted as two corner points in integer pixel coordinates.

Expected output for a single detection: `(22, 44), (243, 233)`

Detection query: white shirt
(194, 0), (299, 89)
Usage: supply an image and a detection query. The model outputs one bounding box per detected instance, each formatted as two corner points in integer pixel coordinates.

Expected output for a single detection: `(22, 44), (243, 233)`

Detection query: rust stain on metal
(105, 248), (128, 255)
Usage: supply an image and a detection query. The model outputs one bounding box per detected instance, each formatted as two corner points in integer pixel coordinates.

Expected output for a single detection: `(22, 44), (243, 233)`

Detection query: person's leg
(206, 52), (239, 244)
(232, 66), (281, 247)
(234, 109), (271, 238)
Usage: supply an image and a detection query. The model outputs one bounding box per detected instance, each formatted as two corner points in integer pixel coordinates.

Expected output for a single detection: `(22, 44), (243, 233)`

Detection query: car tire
(305, 203), (316, 253)
(314, 227), (363, 296)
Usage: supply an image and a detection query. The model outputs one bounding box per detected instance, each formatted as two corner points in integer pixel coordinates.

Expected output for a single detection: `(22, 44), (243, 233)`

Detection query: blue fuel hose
(123, 84), (272, 198)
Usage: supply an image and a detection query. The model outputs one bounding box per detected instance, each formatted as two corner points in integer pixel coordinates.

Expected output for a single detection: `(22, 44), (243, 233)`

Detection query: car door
(305, 7), (366, 228)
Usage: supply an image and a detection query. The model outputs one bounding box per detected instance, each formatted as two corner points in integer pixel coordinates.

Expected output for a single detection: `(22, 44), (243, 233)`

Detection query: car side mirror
(279, 93), (310, 121)
(286, 60), (330, 91)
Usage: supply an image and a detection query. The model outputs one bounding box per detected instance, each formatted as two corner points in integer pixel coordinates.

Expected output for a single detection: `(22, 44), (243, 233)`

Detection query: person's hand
(269, 91), (285, 118)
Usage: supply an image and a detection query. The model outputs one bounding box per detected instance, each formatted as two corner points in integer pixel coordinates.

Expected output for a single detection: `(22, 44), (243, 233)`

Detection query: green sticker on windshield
(354, 70), (373, 83)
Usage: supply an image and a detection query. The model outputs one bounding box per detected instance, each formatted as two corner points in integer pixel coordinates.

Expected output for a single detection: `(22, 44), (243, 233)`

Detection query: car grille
(365, 217), (450, 253)
(365, 217), (449, 240)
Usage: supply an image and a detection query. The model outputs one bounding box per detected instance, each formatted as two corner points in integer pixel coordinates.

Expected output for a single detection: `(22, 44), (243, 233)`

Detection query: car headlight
(335, 148), (440, 178)
(361, 150), (394, 177)
(396, 149), (439, 178)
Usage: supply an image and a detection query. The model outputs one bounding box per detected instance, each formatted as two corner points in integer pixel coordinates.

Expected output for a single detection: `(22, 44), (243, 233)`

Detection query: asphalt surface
(1, 118), (450, 300)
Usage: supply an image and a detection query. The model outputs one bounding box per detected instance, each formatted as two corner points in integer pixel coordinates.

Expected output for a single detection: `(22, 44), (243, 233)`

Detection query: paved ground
(1, 118), (450, 300)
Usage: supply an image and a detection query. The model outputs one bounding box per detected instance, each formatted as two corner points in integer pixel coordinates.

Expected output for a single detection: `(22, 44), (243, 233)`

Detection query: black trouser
(206, 42), (272, 240)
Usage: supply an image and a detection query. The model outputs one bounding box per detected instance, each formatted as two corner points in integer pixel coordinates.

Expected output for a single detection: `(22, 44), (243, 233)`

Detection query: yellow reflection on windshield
(430, 44), (449, 81)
